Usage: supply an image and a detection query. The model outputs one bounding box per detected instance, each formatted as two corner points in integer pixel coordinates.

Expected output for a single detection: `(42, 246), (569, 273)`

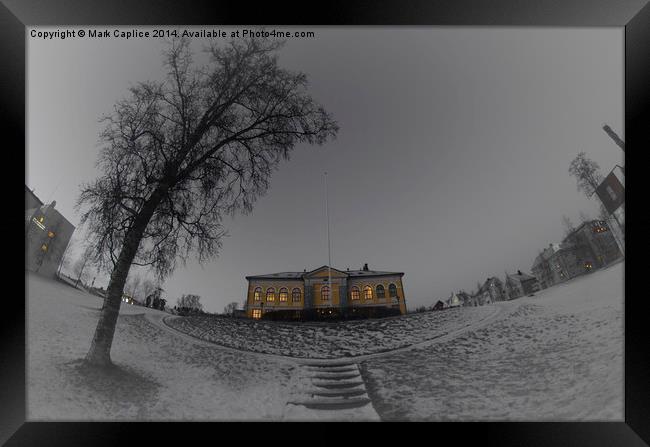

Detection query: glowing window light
(253, 287), (261, 301)
(279, 288), (288, 302)
(41, 244), (48, 251)
(321, 286), (330, 301)
(364, 286), (373, 300)
(252, 309), (262, 319)
(350, 287), (360, 300)
(266, 288), (275, 301)
(48, 231), (55, 238)
(32, 217), (45, 230)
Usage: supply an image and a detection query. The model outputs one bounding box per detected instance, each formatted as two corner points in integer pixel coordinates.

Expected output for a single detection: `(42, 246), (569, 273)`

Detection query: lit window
(350, 287), (360, 300)
(389, 283), (398, 298)
(364, 286), (373, 300)
(47, 231), (55, 238)
(321, 286), (330, 301)
(266, 288), (275, 301)
(292, 288), (301, 302)
(279, 288), (288, 302)
(376, 284), (385, 299)
(254, 287), (262, 301)
(41, 244), (48, 251)
(252, 309), (262, 319)
(38, 216), (44, 223)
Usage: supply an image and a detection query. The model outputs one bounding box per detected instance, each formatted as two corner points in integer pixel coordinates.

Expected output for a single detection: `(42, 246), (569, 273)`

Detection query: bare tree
(57, 235), (76, 277)
(76, 36), (338, 366)
(124, 273), (142, 302)
(141, 278), (156, 302)
(72, 245), (95, 288)
(177, 294), (203, 313)
(569, 152), (603, 197)
(224, 301), (238, 316)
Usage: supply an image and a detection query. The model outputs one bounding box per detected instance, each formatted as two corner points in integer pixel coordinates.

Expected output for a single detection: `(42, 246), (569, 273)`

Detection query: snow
(361, 261), (624, 421)
(165, 305), (496, 359)
(27, 273), (295, 420)
(27, 260), (623, 420)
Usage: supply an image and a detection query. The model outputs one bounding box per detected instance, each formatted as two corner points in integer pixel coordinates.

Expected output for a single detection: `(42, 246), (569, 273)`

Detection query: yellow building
(244, 264), (407, 320)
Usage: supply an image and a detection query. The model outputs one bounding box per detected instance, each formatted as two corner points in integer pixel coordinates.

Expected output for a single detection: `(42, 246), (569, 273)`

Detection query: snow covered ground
(165, 305), (495, 358)
(26, 260), (623, 421)
(27, 274), (295, 420)
(361, 261), (624, 421)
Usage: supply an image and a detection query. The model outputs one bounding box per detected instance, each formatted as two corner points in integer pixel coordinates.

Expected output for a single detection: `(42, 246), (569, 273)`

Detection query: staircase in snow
(283, 361), (380, 420)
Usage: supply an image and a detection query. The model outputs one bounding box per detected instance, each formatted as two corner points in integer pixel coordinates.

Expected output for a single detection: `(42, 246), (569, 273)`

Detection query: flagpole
(325, 172), (332, 291)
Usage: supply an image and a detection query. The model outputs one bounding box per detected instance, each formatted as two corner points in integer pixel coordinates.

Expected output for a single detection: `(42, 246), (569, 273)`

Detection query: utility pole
(602, 124), (625, 152)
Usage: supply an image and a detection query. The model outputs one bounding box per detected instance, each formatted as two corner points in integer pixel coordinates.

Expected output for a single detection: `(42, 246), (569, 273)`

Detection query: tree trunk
(85, 188), (167, 367)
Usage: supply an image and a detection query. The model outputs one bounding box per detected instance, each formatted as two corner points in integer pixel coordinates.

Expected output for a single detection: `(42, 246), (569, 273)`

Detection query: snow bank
(361, 262), (624, 421)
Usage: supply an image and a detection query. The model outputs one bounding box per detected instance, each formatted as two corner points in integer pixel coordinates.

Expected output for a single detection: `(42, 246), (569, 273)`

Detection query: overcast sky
(27, 26), (623, 312)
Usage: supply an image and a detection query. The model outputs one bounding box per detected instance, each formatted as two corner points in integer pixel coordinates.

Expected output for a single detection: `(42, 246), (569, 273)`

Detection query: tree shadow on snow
(61, 359), (161, 417)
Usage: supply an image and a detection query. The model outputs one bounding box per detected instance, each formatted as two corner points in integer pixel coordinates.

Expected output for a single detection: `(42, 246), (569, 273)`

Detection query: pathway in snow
(283, 361), (380, 421)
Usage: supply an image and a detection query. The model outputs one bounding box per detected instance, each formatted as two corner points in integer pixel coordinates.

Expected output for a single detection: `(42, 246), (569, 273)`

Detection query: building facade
(478, 276), (507, 303)
(505, 270), (539, 299)
(532, 220), (623, 290)
(244, 264), (407, 320)
(25, 186), (75, 278)
(562, 220), (622, 269)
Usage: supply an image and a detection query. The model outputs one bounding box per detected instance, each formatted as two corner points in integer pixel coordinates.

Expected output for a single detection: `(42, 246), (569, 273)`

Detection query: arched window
(292, 288), (301, 302)
(376, 284), (385, 299)
(321, 286), (330, 301)
(350, 286), (360, 300)
(254, 287), (262, 301)
(389, 283), (398, 298)
(279, 288), (288, 302)
(364, 285), (373, 300)
(266, 288), (275, 301)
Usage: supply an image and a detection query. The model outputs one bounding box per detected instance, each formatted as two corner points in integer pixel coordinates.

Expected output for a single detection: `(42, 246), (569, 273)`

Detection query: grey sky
(27, 27), (623, 312)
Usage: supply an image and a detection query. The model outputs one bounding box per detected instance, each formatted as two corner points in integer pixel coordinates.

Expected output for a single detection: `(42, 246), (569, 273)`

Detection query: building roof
(25, 185), (44, 208)
(507, 271), (537, 282)
(245, 265), (404, 281)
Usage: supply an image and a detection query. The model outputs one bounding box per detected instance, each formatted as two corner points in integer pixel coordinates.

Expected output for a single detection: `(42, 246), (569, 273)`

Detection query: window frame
(266, 288), (275, 302)
(292, 288), (301, 302)
(376, 284), (386, 299)
(363, 285), (373, 300)
(321, 285), (330, 301)
(389, 283), (398, 298)
(253, 287), (262, 301)
(279, 287), (288, 302)
(350, 286), (360, 301)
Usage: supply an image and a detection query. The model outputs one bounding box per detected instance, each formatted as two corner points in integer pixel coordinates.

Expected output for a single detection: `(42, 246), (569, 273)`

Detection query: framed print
(2, 0), (649, 445)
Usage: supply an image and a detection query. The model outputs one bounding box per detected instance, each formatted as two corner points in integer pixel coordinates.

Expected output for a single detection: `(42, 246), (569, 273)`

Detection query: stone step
(306, 388), (368, 398)
(303, 362), (357, 368)
(311, 372), (360, 380)
(305, 365), (358, 373)
(289, 396), (372, 410)
(312, 380), (365, 389)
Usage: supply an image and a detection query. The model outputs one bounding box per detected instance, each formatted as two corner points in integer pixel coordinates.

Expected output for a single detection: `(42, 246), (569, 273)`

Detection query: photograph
(23, 24), (628, 423)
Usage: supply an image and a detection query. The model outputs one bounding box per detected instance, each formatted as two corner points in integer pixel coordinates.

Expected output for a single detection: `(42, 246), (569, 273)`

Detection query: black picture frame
(3, 0), (648, 445)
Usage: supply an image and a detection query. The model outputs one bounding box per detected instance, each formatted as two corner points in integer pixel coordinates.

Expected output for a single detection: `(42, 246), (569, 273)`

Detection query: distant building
(562, 220), (622, 269)
(25, 186), (75, 278)
(432, 300), (445, 311)
(477, 277), (507, 303)
(505, 270), (539, 299)
(457, 290), (478, 307)
(244, 264), (407, 320)
(446, 292), (463, 308)
(531, 243), (563, 289)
